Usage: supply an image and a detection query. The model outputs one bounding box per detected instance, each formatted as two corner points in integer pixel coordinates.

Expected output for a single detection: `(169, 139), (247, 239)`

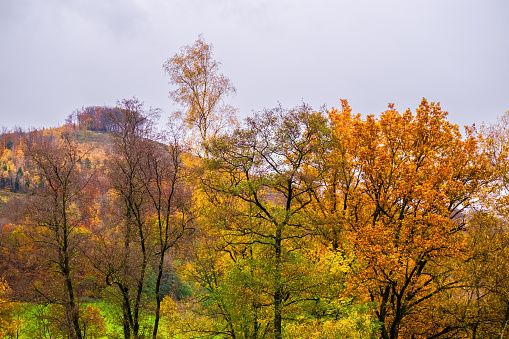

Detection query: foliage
(0, 279), (21, 338)
(163, 34), (237, 146)
(324, 99), (491, 338)
(82, 305), (107, 339)
(175, 104), (377, 339)
(23, 127), (98, 339)
(2, 36), (509, 339)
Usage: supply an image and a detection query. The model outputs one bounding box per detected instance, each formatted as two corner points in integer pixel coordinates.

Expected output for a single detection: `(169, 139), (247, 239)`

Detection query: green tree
(186, 104), (357, 339)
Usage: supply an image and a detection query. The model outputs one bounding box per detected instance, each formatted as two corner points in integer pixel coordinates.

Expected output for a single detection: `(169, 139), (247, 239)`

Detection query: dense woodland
(1, 37), (509, 339)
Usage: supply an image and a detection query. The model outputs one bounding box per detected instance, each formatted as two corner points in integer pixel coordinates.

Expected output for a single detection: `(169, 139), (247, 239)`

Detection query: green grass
(16, 301), (173, 339)
(17, 301), (125, 339)
(74, 129), (112, 147)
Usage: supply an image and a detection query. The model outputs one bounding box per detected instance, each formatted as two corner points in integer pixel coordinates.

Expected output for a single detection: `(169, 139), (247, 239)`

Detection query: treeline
(0, 103), (151, 193)
(65, 106), (128, 133)
(0, 36), (509, 339)
(0, 121), (109, 193)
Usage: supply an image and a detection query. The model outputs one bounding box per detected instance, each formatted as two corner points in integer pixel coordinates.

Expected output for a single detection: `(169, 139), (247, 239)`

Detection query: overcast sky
(1, 0), (508, 131)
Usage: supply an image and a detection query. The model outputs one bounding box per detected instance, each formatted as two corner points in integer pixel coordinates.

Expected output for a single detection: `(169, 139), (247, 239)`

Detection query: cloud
(0, 0), (507, 129)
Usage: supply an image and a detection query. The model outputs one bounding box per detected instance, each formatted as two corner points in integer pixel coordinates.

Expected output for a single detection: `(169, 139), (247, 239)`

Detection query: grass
(74, 129), (112, 148)
(15, 300), (177, 339)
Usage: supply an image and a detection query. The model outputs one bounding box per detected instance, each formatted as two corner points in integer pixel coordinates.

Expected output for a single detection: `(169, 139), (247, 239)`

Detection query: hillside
(0, 127), (111, 194)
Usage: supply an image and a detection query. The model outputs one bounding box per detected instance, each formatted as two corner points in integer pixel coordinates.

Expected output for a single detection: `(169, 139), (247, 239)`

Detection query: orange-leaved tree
(325, 99), (491, 339)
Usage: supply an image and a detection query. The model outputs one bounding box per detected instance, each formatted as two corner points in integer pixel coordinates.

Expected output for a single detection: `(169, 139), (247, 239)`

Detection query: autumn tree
(450, 212), (509, 338)
(66, 106), (124, 132)
(141, 113), (193, 339)
(91, 98), (159, 339)
(480, 110), (509, 214)
(453, 110), (509, 338)
(0, 140), (29, 192)
(0, 279), (21, 338)
(86, 97), (191, 339)
(23, 128), (96, 339)
(325, 99), (491, 338)
(163, 35), (236, 147)
(185, 104), (362, 339)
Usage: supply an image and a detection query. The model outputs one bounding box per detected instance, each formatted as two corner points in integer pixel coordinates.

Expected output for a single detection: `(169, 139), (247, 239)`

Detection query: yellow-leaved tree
(178, 104), (378, 339)
(163, 35), (237, 149)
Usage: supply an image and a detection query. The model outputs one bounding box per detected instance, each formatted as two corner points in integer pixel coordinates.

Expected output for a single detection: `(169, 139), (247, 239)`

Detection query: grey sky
(1, 0), (508, 130)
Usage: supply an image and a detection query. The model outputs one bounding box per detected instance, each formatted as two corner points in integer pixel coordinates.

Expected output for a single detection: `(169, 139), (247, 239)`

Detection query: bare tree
(24, 128), (94, 339)
(140, 116), (193, 339)
(101, 98), (157, 339)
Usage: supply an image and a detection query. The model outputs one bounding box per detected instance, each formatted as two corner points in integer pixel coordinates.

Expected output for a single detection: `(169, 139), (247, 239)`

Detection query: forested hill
(0, 122), (117, 301)
(0, 101), (198, 338)
(0, 125), (111, 194)
(0, 103), (137, 193)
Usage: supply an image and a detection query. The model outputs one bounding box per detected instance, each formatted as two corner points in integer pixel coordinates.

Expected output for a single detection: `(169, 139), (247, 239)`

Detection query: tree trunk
(133, 228), (148, 339)
(152, 253), (164, 339)
(498, 306), (509, 339)
(62, 198), (82, 339)
(274, 222), (283, 339)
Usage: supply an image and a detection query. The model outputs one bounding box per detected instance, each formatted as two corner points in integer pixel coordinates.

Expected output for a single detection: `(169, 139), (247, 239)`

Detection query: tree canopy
(0, 36), (507, 339)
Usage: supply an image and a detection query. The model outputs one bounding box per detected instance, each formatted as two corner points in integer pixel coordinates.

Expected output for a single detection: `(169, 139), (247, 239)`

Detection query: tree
(141, 114), (193, 339)
(480, 110), (509, 215)
(67, 106), (125, 132)
(455, 110), (509, 338)
(163, 35), (237, 146)
(24, 128), (95, 339)
(325, 99), (491, 338)
(188, 104), (357, 339)
(97, 98), (158, 339)
(452, 212), (509, 338)
(87, 97), (191, 339)
(0, 279), (21, 338)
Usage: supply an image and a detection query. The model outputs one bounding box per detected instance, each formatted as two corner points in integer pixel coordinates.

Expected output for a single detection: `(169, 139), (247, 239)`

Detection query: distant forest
(0, 107), (115, 193)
